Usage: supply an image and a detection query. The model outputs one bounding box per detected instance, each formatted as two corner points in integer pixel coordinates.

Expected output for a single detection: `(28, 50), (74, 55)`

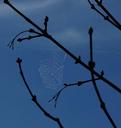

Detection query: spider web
(38, 50), (66, 90)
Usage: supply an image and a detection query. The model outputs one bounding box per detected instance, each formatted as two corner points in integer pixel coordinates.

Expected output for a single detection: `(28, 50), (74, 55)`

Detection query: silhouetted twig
(7, 28), (43, 49)
(17, 35), (41, 42)
(16, 57), (64, 128)
(4, 0), (121, 94)
(49, 77), (101, 107)
(7, 30), (29, 49)
(88, 0), (121, 31)
(88, 27), (117, 128)
(44, 16), (49, 33)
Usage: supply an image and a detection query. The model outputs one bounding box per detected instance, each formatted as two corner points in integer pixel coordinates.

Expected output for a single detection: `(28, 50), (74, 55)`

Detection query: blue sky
(0, 0), (121, 128)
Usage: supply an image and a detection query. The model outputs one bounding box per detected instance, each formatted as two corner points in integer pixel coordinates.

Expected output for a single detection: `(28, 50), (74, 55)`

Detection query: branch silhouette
(16, 57), (64, 128)
(7, 28), (43, 49)
(88, 0), (121, 31)
(4, 0), (121, 94)
(4, 0), (121, 127)
(49, 77), (102, 108)
(88, 27), (117, 128)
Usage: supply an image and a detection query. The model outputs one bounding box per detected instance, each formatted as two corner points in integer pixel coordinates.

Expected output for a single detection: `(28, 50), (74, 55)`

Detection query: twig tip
(16, 57), (22, 64)
(45, 16), (49, 22)
(88, 27), (93, 35)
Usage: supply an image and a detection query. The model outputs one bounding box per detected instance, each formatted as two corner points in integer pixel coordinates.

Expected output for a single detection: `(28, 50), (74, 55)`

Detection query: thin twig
(88, 27), (117, 128)
(49, 86), (66, 108)
(49, 77), (102, 107)
(88, 27), (94, 62)
(16, 57), (64, 128)
(88, 0), (121, 31)
(95, 0), (121, 27)
(90, 67), (117, 128)
(7, 30), (28, 49)
(17, 35), (43, 42)
(7, 28), (42, 49)
(90, 66), (117, 128)
(44, 16), (49, 33)
(90, 3), (119, 29)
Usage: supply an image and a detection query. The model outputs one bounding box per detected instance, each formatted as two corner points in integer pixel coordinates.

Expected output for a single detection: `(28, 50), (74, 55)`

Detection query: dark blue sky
(0, 0), (121, 128)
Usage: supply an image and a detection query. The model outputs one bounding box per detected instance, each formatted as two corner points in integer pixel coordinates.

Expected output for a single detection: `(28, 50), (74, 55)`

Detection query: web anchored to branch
(4, 0), (121, 128)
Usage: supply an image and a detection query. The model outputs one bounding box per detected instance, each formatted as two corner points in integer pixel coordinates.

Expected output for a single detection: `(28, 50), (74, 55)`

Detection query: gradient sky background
(0, 0), (121, 128)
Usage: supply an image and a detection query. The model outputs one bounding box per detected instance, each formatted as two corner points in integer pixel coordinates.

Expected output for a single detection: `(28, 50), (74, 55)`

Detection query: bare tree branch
(17, 34), (43, 42)
(88, 0), (121, 31)
(16, 58), (64, 128)
(88, 27), (117, 128)
(49, 77), (102, 107)
(7, 30), (29, 49)
(7, 28), (43, 49)
(4, 0), (121, 94)
(44, 16), (49, 33)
